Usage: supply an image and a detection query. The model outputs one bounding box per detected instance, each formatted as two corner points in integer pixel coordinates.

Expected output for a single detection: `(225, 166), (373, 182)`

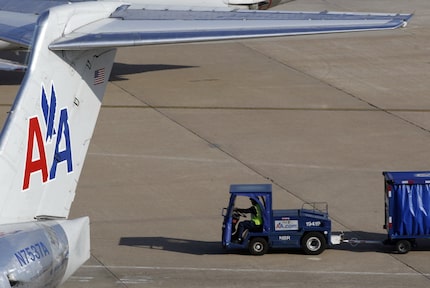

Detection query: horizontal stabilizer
(49, 8), (412, 50)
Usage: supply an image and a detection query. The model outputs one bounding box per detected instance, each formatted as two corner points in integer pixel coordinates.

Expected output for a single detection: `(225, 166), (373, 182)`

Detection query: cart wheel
(301, 232), (326, 255)
(395, 240), (411, 254)
(249, 237), (268, 255)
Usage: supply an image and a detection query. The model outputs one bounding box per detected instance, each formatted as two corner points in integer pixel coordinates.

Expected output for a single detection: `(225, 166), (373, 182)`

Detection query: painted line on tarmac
(88, 152), (380, 172)
(98, 104), (430, 113)
(68, 276), (93, 282)
(81, 265), (430, 277)
(88, 152), (235, 164)
(252, 161), (381, 172)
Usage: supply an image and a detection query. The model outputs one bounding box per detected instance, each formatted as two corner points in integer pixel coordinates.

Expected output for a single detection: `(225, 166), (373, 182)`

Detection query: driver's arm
(235, 206), (256, 214)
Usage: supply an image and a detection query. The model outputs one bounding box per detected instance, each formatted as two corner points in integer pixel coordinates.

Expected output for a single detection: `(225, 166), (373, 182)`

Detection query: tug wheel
(301, 232), (326, 255)
(249, 237), (268, 255)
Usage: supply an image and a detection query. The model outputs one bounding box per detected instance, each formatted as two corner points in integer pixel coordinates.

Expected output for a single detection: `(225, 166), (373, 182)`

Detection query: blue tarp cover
(383, 171), (430, 184)
(385, 171), (430, 236)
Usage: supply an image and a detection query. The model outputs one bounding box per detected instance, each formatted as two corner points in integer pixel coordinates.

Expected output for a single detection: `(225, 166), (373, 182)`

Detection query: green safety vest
(251, 203), (263, 226)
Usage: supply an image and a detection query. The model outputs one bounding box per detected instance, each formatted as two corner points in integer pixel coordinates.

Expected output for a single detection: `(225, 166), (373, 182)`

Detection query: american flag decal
(94, 68), (105, 85)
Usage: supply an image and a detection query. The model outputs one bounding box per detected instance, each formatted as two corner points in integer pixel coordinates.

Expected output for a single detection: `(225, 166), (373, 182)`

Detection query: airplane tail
(0, 2), (122, 224)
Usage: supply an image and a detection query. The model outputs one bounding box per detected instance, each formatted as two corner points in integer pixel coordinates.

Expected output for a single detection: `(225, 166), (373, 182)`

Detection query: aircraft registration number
(14, 242), (50, 267)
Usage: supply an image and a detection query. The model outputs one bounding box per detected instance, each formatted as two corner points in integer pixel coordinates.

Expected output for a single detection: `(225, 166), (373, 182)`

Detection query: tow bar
(331, 233), (382, 247)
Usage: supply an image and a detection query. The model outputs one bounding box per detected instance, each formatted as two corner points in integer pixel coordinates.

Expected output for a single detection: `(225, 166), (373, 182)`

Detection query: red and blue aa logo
(22, 84), (72, 190)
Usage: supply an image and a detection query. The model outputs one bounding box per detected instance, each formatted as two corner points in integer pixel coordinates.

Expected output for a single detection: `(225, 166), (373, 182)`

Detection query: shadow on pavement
(119, 232), (430, 256)
(0, 60), (195, 85)
(119, 236), (226, 255)
(109, 63), (195, 81)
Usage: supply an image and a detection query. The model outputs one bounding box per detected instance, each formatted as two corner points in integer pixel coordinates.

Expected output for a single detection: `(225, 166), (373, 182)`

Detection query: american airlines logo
(22, 83), (73, 190)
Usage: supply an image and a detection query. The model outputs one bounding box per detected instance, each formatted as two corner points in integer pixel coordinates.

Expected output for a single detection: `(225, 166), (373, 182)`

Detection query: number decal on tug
(22, 83), (73, 190)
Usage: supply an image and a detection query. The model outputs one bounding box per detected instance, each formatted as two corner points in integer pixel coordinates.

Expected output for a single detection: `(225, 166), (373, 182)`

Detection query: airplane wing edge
(49, 9), (412, 51)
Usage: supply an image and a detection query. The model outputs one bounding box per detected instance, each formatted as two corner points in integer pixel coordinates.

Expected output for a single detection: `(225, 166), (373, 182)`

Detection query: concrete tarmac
(2, 0), (429, 287)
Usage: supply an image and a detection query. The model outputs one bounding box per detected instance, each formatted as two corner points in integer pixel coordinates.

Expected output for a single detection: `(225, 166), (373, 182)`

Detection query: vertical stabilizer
(0, 3), (122, 224)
